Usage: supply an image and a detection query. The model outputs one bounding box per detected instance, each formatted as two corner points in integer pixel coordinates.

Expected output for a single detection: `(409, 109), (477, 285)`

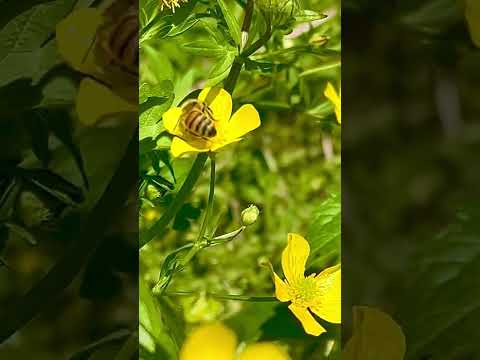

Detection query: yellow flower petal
(171, 136), (210, 158)
(466, 0), (480, 47)
(288, 304), (326, 336)
(226, 104), (261, 140)
(343, 307), (406, 360)
(76, 78), (136, 125)
(273, 272), (291, 302)
(311, 265), (341, 324)
(281, 233), (310, 285)
(180, 323), (237, 360)
(198, 87), (232, 128)
(239, 342), (290, 360)
(210, 138), (241, 151)
(56, 8), (103, 75)
(324, 82), (341, 124)
(163, 107), (183, 136)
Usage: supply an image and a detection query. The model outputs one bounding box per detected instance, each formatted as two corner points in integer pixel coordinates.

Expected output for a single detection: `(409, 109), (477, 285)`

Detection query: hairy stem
(223, 0), (255, 93)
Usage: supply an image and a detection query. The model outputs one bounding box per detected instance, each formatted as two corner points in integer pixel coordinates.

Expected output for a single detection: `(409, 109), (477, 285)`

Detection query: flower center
(288, 275), (321, 307)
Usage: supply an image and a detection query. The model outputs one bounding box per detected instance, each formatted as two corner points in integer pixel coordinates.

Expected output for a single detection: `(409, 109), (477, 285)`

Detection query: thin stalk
(177, 155), (216, 268)
(242, 25), (273, 58)
(196, 154), (216, 244)
(166, 291), (277, 302)
(223, 0), (255, 93)
(139, 152), (208, 249)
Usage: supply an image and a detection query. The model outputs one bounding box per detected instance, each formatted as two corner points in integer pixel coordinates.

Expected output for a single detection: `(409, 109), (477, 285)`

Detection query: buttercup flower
(343, 307), (406, 360)
(163, 88), (261, 157)
(180, 323), (290, 360)
(272, 233), (341, 336)
(465, 0), (480, 47)
(56, 5), (136, 125)
(324, 82), (341, 124)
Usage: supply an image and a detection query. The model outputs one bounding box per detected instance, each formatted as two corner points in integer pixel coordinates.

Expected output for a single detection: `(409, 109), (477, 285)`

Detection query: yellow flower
(56, 7), (136, 125)
(163, 88), (261, 158)
(272, 233), (341, 336)
(466, 0), (480, 47)
(343, 307), (406, 360)
(160, 0), (189, 13)
(238, 342), (290, 360)
(180, 323), (237, 360)
(179, 323), (290, 360)
(324, 82), (341, 124)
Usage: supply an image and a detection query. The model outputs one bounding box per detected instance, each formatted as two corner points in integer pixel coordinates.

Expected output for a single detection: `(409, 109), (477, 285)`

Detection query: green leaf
(140, 81), (174, 104)
(206, 50), (236, 86)
(401, 210), (480, 358)
(68, 330), (131, 360)
(183, 40), (228, 57)
(295, 10), (328, 22)
(299, 60), (341, 77)
(167, 14), (200, 37)
(216, 0), (242, 45)
(4, 223), (37, 246)
(226, 302), (278, 342)
(307, 193), (341, 268)
(245, 59), (288, 73)
(140, 0), (160, 29)
(140, 81), (174, 140)
(139, 279), (178, 358)
(142, 46), (174, 83)
(0, 0), (76, 62)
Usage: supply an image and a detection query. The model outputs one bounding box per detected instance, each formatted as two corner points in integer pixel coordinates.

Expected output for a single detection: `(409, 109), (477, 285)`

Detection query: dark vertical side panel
(0, 1), (138, 358)
(343, 0), (480, 358)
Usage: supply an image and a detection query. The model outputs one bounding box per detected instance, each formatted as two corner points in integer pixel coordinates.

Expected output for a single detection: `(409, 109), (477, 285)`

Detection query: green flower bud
(145, 184), (162, 200)
(257, 0), (298, 29)
(241, 205), (260, 226)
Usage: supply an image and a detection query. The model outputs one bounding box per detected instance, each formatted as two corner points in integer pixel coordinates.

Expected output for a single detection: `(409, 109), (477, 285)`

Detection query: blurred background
(343, 0), (480, 358)
(0, 1), (138, 358)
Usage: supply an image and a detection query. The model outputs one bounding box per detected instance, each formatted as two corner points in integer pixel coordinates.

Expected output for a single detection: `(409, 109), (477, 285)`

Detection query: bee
(179, 99), (217, 138)
(96, 0), (138, 76)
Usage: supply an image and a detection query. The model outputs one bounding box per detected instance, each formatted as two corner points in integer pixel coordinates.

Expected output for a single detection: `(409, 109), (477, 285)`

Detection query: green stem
(166, 291), (277, 302)
(177, 155), (216, 268)
(139, 152), (208, 249)
(242, 25), (273, 58)
(197, 154), (216, 244)
(223, 0), (255, 93)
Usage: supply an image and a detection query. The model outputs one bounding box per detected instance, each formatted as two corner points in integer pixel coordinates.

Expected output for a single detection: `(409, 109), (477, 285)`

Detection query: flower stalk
(166, 291), (277, 302)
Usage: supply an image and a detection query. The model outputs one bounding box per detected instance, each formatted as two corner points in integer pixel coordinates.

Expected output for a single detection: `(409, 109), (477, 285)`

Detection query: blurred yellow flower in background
(163, 88), (261, 157)
(179, 323), (290, 360)
(272, 233), (341, 336)
(343, 306), (406, 360)
(324, 82), (341, 124)
(465, 0), (480, 47)
(56, 7), (136, 125)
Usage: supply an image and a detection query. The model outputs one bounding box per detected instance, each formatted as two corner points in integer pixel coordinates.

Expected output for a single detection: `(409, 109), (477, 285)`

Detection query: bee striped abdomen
(98, 2), (139, 76)
(181, 101), (217, 138)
